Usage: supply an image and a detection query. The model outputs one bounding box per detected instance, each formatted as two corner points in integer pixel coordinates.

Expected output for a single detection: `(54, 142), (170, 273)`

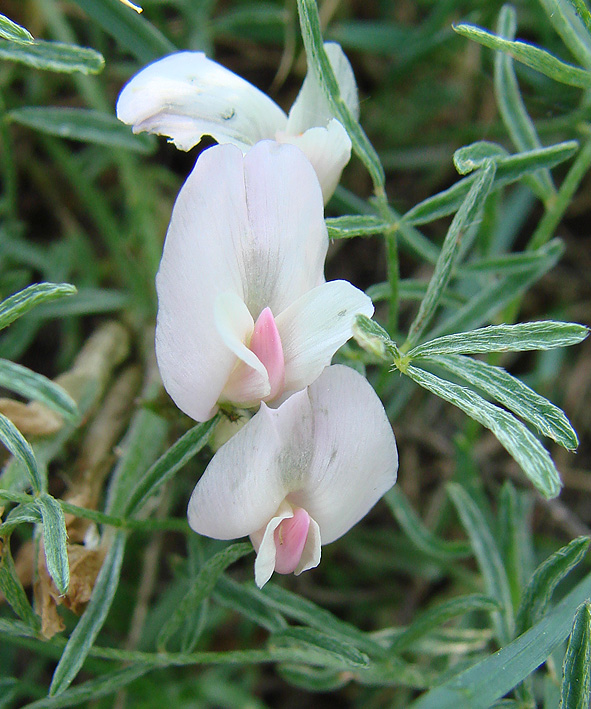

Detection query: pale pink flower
(188, 365), (398, 587)
(155, 140), (373, 422)
(116, 43), (358, 202)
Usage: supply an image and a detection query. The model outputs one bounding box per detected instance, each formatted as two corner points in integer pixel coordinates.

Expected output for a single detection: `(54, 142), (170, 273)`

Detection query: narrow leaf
(494, 6), (555, 201)
(390, 594), (500, 652)
(296, 0), (385, 191)
(406, 161), (496, 348)
(453, 23), (591, 88)
(260, 583), (384, 657)
(157, 542), (252, 651)
(214, 575), (288, 633)
(430, 240), (563, 337)
(404, 142), (578, 225)
(0, 412), (42, 493)
(31, 288), (129, 317)
(0, 14), (34, 42)
(268, 627), (369, 669)
(0, 359), (78, 422)
(408, 321), (589, 359)
(405, 366), (562, 498)
(516, 536), (590, 635)
(538, 0), (591, 70)
(410, 571), (591, 708)
(326, 215), (389, 239)
(0, 283), (77, 331)
(49, 532), (126, 696)
(0, 39), (104, 74)
(453, 141), (508, 174)
(124, 415), (220, 516)
(24, 665), (151, 709)
(71, 0), (175, 64)
(560, 602), (591, 709)
(447, 483), (514, 645)
(426, 354), (579, 449)
(9, 108), (156, 153)
(384, 487), (471, 561)
(37, 493), (70, 595)
(368, 280), (465, 308)
(0, 541), (40, 630)
(0, 501), (42, 535)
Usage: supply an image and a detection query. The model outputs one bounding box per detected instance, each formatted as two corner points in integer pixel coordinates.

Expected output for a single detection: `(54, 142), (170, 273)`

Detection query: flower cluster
(118, 48), (398, 587)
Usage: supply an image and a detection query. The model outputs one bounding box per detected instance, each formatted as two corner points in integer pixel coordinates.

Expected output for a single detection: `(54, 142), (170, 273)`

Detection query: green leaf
(124, 415), (220, 516)
(569, 0), (591, 35)
(560, 602), (591, 709)
(0, 359), (78, 423)
(405, 366), (562, 498)
(384, 487), (471, 561)
(0, 501), (42, 535)
(276, 664), (347, 692)
(458, 249), (559, 276)
(0, 39), (104, 74)
(259, 583), (384, 657)
(368, 280), (465, 308)
(453, 141), (508, 174)
(296, 0), (385, 192)
(214, 575), (288, 633)
(71, 0), (175, 64)
(0, 413), (42, 494)
(430, 240), (563, 337)
(409, 572), (591, 708)
(24, 667), (151, 709)
(0, 14), (34, 43)
(425, 354), (579, 449)
(516, 536), (590, 635)
(9, 108), (156, 154)
(538, 0), (591, 70)
(157, 542), (252, 651)
(453, 22), (591, 88)
(405, 161), (496, 349)
(31, 288), (129, 317)
(268, 627), (369, 669)
(37, 493), (70, 595)
(494, 6), (556, 202)
(408, 321), (589, 358)
(404, 142), (578, 225)
(447, 483), (514, 645)
(0, 283), (77, 331)
(389, 594), (500, 653)
(0, 540), (39, 630)
(49, 531), (126, 696)
(326, 214), (389, 239)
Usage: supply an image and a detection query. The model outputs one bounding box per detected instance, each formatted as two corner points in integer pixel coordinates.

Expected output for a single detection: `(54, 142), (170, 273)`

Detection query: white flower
(188, 365), (398, 587)
(155, 140), (373, 422)
(116, 43), (359, 202)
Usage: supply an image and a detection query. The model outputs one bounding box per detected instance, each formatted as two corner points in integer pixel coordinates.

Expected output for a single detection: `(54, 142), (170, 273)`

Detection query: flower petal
(187, 390), (313, 540)
(295, 516), (321, 575)
(240, 141), (327, 316)
(276, 280), (374, 393)
(278, 120), (352, 203)
(155, 145), (249, 421)
(252, 502), (293, 588)
(289, 365), (398, 544)
(215, 292), (271, 405)
(286, 42), (359, 135)
(117, 52), (287, 151)
(155, 141), (329, 420)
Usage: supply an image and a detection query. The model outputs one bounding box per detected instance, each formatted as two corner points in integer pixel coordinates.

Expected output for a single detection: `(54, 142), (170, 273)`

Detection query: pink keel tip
(249, 307), (285, 400)
(274, 508), (311, 575)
